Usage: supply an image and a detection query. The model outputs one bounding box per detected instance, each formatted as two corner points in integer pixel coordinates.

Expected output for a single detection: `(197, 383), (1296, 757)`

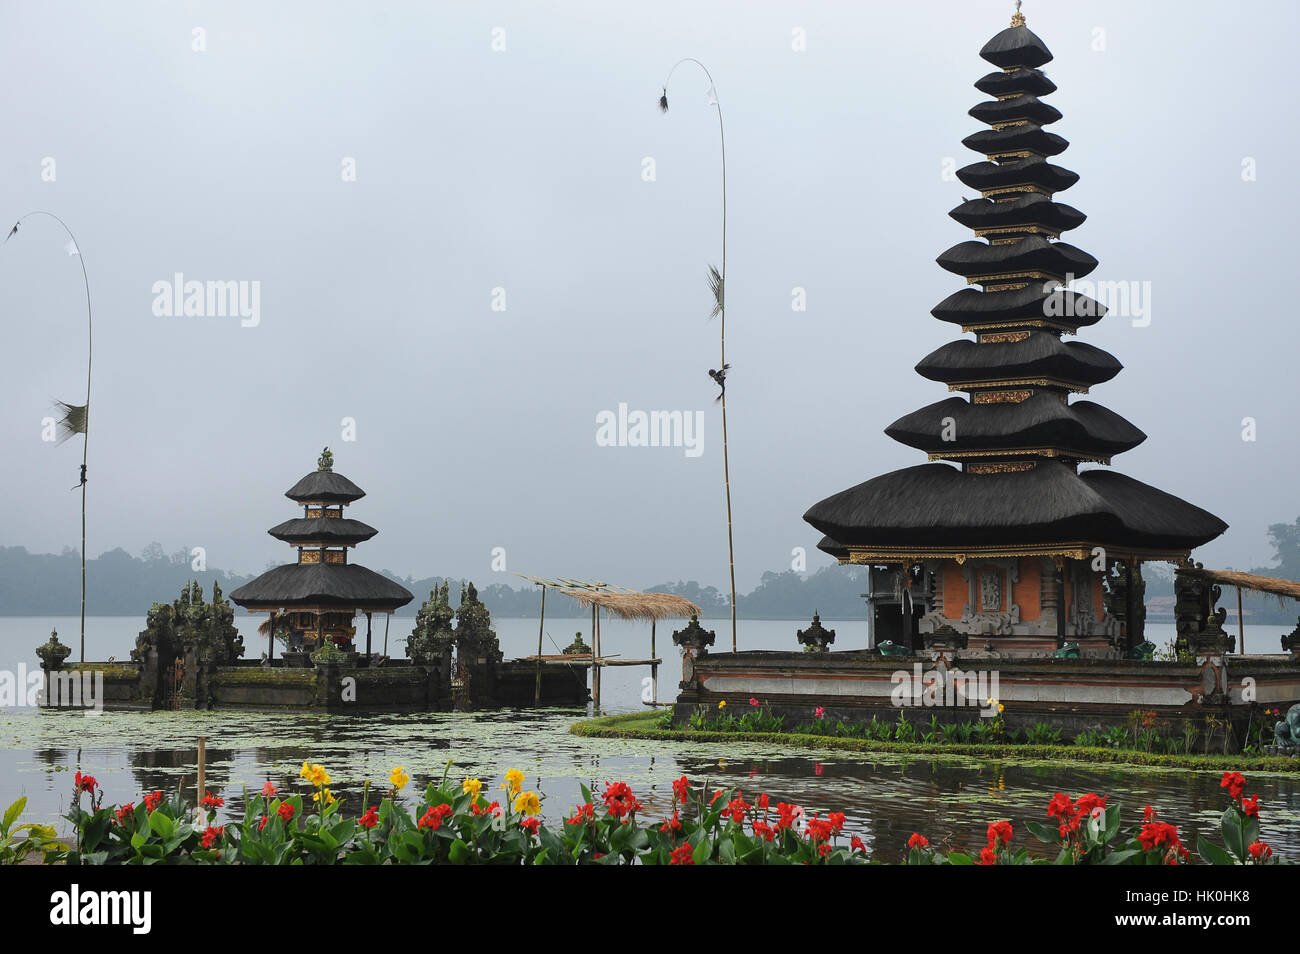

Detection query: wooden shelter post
(365, 612), (373, 659)
(1124, 559), (1136, 653)
(650, 619), (657, 704)
(534, 586), (546, 706)
(1054, 558), (1067, 646)
(591, 603), (599, 713)
(1237, 586), (1244, 654)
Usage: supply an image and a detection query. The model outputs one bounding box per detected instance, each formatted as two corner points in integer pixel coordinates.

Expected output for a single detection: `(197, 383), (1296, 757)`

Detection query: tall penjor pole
(659, 58), (738, 651)
(5, 212), (94, 662)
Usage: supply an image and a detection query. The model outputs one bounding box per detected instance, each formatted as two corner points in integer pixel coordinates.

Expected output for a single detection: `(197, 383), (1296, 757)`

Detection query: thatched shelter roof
(1181, 568), (1300, 603)
(559, 589), (701, 622)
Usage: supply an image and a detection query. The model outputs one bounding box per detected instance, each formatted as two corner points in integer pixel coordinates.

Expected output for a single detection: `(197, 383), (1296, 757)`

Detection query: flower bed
(1, 763), (1284, 866)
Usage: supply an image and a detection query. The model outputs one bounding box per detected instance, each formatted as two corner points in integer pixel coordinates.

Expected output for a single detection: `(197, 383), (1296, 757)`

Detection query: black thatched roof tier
(957, 157), (1078, 195)
(962, 125), (1068, 158)
(915, 333), (1122, 388)
(885, 393), (1146, 459)
(968, 95), (1061, 127)
(932, 283), (1105, 329)
(948, 195), (1085, 234)
(284, 470), (366, 504)
(229, 563), (413, 612)
(936, 236), (1098, 282)
(974, 68), (1056, 98)
(267, 517), (379, 546)
(979, 24), (1053, 69)
(799, 14), (1226, 566)
(804, 462), (1226, 554)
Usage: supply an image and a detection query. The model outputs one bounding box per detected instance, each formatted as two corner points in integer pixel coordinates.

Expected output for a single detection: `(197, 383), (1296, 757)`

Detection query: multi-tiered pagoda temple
(804, 9), (1227, 655)
(231, 448), (413, 655)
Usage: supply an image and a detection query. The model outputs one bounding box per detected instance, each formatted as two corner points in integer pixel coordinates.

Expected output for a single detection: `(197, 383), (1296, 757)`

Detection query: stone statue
(408, 582), (455, 666)
(796, 612), (835, 652)
(1274, 704), (1300, 748)
(318, 447), (334, 472)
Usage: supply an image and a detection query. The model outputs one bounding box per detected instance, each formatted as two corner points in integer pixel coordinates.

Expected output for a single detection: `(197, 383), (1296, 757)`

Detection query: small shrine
(230, 448), (414, 657)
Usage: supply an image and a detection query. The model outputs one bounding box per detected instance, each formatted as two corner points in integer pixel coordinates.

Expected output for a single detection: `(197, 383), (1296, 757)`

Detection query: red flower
(672, 776), (691, 803)
(73, 771), (97, 794)
(1248, 841), (1272, 861)
(709, 789), (726, 807)
(1046, 792), (1073, 821)
(775, 802), (802, 831)
(806, 815), (835, 843)
(143, 790), (163, 813)
(1138, 821), (1189, 864)
(114, 803), (134, 826)
(1220, 771), (1246, 801)
(1073, 793), (1106, 818)
(417, 803), (454, 831)
(987, 820), (1013, 848)
(1240, 795), (1260, 818)
(603, 782), (642, 821)
(669, 844), (695, 866)
(756, 793), (770, 812)
(724, 797), (748, 824)
(978, 845), (998, 865)
(851, 836), (866, 853)
(520, 817), (541, 835)
(908, 832), (929, 850)
(817, 843), (831, 857)
(258, 815), (268, 831)
(1142, 805), (1158, 822)
(200, 791), (224, 809)
(660, 812), (682, 835)
(261, 781), (278, 797)
(201, 825), (224, 849)
(752, 821), (775, 842)
(566, 802), (596, 825)
(278, 802), (295, 822)
(749, 697), (760, 708)
(827, 812), (846, 834)
(359, 807), (379, 829)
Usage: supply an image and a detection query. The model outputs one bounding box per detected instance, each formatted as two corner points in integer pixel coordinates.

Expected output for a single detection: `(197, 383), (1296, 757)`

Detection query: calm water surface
(1, 616), (1296, 862)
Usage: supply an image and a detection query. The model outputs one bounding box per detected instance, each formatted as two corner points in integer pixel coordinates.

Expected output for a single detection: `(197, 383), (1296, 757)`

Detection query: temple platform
(671, 648), (1300, 744)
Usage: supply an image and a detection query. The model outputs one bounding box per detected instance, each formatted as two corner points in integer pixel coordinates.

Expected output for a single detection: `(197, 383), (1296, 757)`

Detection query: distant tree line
(4, 520), (1300, 626)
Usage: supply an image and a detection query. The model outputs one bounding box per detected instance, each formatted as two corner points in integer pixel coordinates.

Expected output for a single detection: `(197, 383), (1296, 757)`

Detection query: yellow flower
(311, 787), (336, 805)
(717, 700), (727, 709)
(999, 703), (1005, 714)
(501, 769), (525, 794)
(299, 762), (331, 787)
(513, 790), (541, 816)
(390, 766), (410, 791)
(462, 777), (483, 798)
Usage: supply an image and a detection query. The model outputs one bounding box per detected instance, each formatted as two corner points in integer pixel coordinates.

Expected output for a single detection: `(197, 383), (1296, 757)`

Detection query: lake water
(1, 616), (1296, 862)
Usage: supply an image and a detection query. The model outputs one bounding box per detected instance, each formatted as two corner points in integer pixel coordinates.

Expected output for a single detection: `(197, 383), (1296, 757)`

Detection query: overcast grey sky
(2, 0), (1297, 598)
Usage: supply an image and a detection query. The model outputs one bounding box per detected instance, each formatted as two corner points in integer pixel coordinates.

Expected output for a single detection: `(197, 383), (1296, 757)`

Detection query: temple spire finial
(1011, 1), (1026, 27)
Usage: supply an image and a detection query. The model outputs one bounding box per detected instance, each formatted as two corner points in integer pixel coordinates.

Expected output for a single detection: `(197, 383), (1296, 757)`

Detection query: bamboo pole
(196, 736), (206, 805)
(534, 586), (546, 706)
(661, 60), (737, 653)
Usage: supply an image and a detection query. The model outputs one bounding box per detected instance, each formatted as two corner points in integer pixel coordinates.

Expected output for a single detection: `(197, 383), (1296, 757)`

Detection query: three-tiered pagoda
(231, 448), (413, 654)
(804, 8), (1227, 655)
